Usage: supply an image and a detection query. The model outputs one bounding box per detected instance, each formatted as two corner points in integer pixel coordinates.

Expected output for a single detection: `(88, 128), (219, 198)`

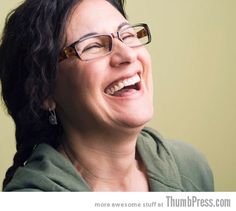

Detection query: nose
(109, 38), (137, 67)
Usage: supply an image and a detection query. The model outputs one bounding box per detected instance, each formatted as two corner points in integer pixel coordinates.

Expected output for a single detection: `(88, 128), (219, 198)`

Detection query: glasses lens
(75, 35), (112, 60)
(119, 24), (151, 47)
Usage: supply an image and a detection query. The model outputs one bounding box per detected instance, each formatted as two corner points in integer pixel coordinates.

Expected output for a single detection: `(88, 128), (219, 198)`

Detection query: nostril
(110, 43), (137, 67)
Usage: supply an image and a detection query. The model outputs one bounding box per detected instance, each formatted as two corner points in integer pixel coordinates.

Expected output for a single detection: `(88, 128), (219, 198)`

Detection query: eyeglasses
(59, 23), (151, 62)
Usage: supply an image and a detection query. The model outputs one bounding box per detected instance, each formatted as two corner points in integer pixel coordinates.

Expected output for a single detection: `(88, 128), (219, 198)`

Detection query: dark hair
(0, 0), (126, 190)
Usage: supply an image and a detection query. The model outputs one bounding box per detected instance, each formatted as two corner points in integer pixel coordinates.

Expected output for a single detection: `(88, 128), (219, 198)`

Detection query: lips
(105, 74), (141, 96)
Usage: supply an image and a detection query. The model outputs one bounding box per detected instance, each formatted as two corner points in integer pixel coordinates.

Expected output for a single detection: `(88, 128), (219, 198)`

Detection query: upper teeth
(105, 74), (140, 95)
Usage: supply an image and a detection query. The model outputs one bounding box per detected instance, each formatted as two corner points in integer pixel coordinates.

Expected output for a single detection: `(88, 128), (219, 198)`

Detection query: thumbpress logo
(166, 196), (231, 208)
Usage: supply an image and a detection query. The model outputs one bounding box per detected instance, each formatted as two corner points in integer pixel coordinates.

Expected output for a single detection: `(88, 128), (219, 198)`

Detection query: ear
(43, 98), (56, 111)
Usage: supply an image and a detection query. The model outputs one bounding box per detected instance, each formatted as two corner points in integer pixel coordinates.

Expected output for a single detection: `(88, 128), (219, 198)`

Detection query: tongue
(113, 85), (137, 97)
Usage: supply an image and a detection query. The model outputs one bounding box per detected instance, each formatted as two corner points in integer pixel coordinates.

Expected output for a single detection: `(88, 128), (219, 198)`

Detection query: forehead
(65, 0), (127, 45)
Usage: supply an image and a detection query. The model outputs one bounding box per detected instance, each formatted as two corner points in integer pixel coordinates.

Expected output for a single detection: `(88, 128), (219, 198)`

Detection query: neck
(58, 127), (149, 191)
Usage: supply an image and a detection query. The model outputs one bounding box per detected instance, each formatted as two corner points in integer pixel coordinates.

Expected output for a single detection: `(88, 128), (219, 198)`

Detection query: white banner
(0, 192), (235, 211)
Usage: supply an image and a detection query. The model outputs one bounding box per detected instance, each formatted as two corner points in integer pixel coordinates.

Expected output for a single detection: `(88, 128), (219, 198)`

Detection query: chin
(118, 107), (154, 129)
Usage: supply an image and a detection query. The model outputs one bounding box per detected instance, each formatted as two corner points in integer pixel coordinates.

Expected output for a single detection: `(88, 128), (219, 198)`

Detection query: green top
(4, 127), (214, 191)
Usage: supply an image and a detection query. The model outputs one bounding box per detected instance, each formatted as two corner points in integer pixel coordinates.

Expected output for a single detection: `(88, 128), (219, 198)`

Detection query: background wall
(0, 0), (235, 191)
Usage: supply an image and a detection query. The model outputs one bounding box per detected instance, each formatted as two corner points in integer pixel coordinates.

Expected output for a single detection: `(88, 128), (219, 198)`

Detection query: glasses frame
(59, 23), (151, 62)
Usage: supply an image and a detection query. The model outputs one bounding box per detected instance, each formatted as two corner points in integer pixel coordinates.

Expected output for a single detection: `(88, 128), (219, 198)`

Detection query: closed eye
(82, 43), (104, 53)
(121, 32), (136, 40)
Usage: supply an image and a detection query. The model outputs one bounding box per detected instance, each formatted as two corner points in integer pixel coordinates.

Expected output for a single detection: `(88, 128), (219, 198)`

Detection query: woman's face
(55, 0), (153, 134)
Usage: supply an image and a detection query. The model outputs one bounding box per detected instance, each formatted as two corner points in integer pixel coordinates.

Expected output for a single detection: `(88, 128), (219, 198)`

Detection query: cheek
(77, 62), (107, 94)
(55, 61), (105, 103)
(54, 62), (83, 107)
(138, 48), (152, 71)
(56, 63), (78, 90)
(138, 49), (153, 85)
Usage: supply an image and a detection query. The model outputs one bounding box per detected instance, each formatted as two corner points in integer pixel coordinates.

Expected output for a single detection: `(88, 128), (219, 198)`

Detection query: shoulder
(4, 144), (68, 192)
(140, 127), (214, 191)
(166, 139), (214, 191)
(4, 144), (90, 192)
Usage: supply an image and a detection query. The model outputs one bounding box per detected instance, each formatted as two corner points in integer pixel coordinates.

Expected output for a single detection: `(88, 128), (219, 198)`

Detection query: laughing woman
(0, 0), (214, 191)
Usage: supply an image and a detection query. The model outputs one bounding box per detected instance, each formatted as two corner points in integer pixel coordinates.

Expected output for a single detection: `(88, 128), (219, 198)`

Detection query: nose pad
(109, 38), (137, 67)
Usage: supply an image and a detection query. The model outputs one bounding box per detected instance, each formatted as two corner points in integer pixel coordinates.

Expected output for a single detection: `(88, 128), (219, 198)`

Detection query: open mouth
(105, 74), (141, 97)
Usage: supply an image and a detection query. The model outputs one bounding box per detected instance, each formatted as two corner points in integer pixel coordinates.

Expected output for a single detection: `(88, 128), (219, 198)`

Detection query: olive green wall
(1, 0), (235, 191)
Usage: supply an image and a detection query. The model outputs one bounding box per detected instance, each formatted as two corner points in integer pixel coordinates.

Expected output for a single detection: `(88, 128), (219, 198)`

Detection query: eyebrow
(75, 22), (131, 43)
(117, 22), (131, 31)
(77, 32), (98, 42)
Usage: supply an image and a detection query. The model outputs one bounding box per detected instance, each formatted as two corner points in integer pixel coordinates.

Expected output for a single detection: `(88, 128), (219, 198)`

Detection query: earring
(49, 108), (58, 125)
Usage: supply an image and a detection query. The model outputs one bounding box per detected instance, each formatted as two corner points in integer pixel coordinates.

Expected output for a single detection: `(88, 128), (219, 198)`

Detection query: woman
(0, 0), (214, 191)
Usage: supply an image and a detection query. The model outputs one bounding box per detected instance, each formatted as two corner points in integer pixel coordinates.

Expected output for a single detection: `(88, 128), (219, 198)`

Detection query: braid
(0, 0), (78, 190)
(2, 104), (63, 190)
(2, 144), (34, 189)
